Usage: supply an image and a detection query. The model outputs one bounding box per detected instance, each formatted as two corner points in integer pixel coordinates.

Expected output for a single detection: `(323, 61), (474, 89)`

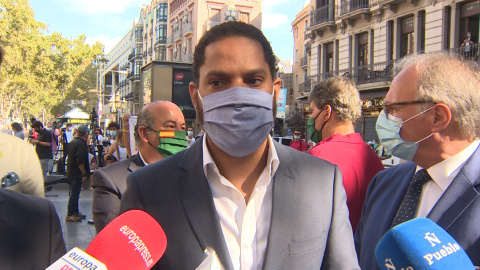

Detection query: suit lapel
(263, 141), (297, 270)
(428, 145), (480, 230)
(128, 154), (144, 172)
(177, 142), (234, 270)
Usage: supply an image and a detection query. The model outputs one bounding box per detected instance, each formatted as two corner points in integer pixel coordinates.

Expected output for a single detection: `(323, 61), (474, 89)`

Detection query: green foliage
(0, 0), (105, 121)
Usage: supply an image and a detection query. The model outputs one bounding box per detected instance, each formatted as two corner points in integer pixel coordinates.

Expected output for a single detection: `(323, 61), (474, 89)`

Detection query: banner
(276, 88), (287, 119)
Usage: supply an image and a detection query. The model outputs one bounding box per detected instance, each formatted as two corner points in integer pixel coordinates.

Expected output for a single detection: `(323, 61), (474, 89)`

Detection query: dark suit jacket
(0, 189), (66, 269)
(355, 145), (480, 269)
(120, 139), (360, 270)
(92, 154), (144, 233)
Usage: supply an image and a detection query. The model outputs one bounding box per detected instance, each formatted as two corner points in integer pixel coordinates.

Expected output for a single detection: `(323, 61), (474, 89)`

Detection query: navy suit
(355, 145), (480, 269)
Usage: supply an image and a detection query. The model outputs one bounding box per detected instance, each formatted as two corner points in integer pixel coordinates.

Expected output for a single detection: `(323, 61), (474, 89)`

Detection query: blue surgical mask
(294, 135), (300, 140)
(376, 108), (434, 160)
(201, 87), (274, 158)
(187, 131), (193, 137)
(110, 130), (117, 137)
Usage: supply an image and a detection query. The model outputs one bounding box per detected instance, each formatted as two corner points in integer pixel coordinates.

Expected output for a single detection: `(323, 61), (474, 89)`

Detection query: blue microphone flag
(375, 217), (475, 269)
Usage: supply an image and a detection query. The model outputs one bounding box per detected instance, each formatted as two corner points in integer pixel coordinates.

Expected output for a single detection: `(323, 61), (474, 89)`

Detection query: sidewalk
(45, 178), (96, 251)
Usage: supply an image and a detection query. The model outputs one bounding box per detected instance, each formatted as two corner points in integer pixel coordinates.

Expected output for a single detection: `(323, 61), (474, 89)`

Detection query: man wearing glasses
(289, 129), (307, 152)
(355, 52), (480, 269)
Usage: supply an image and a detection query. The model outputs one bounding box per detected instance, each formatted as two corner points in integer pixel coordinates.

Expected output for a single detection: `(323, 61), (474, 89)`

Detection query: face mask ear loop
(402, 106), (435, 124)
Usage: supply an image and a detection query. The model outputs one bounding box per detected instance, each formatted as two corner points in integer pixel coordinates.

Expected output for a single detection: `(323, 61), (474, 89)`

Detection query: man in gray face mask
(355, 52), (480, 269)
(120, 21), (359, 270)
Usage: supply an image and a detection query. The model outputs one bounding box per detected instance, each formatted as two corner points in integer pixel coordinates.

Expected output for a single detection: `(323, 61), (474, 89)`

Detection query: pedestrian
(10, 122), (25, 140)
(66, 125), (90, 222)
(307, 76), (384, 233)
(31, 121), (53, 185)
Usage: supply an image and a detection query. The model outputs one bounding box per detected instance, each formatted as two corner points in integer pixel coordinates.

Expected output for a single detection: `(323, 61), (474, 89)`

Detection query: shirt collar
(138, 150), (148, 166)
(419, 139), (480, 191)
(202, 135), (280, 182)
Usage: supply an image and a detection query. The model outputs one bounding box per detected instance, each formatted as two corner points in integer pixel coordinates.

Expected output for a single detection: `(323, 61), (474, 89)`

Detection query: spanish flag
(158, 130), (175, 138)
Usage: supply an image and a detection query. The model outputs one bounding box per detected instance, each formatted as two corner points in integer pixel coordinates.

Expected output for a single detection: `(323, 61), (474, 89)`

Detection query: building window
(459, 0), (480, 46)
(156, 3), (168, 22)
(418, 10), (426, 53)
(156, 25), (167, 43)
(401, 15), (415, 57)
(239, 12), (249, 23)
(156, 46), (166, 61)
(387, 20), (394, 61)
(443, 6), (452, 49)
(325, 42), (334, 74)
(358, 32), (368, 67)
(211, 8), (221, 22)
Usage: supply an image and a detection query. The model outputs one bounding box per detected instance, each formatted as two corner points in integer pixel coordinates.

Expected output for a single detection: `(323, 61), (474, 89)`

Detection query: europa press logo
(175, 72), (184, 81)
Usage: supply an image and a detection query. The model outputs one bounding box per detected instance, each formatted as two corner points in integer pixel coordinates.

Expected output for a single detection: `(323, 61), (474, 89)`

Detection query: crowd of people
(1, 21), (480, 269)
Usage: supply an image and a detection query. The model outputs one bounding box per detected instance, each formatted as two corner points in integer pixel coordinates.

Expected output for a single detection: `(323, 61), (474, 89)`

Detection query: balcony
(143, 51), (147, 58)
(127, 72), (133, 80)
(148, 47), (153, 55)
(132, 74), (140, 82)
(173, 30), (182, 42)
(299, 80), (312, 93)
(135, 37), (143, 44)
(300, 56), (308, 67)
(336, 0), (371, 21)
(128, 52), (135, 61)
(308, 5), (335, 37)
(135, 52), (142, 60)
(166, 35), (174, 46)
(310, 5), (335, 27)
(183, 22), (193, 36)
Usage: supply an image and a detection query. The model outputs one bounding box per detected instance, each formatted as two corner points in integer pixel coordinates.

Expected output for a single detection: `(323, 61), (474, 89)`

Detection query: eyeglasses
(383, 100), (435, 119)
(1, 172), (20, 188)
(294, 133), (301, 136)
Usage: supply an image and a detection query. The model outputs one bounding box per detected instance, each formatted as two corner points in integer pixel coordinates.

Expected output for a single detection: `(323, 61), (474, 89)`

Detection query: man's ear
(189, 81), (199, 111)
(431, 103), (451, 133)
(273, 77), (281, 102)
(324, 104), (332, 120)
(137, 126), (149, 143)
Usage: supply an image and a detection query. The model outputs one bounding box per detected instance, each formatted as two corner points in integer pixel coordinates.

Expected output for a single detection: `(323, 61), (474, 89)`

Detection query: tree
(0, 0), (105, 123)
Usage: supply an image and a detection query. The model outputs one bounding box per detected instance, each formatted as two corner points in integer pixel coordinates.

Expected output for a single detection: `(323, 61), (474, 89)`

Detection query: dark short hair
(107, 122), (120, 130)
(11, 122), (23, 132)
(31, 121), (43, 129)
(192, 21), (278, 83)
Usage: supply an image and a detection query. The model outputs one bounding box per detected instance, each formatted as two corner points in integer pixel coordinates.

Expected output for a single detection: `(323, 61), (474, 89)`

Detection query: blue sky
(29, 0), (309, 61)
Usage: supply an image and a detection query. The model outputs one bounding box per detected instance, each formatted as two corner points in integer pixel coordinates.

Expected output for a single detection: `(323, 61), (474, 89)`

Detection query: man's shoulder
(0, 189), (52, 212)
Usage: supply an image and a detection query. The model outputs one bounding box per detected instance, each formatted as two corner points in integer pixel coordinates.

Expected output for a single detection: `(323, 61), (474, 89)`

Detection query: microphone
(375, 217), (475, 270)
(47, 210), (167, 270)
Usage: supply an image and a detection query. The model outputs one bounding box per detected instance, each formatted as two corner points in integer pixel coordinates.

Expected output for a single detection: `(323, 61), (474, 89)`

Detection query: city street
(45, 179), (96, 251)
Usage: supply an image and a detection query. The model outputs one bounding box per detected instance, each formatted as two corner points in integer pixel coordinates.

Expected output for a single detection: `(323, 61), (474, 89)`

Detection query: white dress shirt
(202, 135), (279, 270)
(416, 140), (479, 217)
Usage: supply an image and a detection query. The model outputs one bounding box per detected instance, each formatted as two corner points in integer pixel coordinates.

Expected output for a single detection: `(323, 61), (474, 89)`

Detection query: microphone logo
(424, 232), (441, 247)
(384, 258), (413, 270)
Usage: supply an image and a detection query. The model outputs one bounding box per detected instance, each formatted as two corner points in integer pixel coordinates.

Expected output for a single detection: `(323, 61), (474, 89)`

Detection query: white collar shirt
(202, 135), (279, 270)
(416, 140), (479, 217)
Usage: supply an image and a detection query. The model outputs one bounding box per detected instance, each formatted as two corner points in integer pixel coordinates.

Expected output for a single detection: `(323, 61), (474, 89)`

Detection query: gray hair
(309, 76), (362, 123)
(133, 101), (167, 145)
(394, 52), (480, 139)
